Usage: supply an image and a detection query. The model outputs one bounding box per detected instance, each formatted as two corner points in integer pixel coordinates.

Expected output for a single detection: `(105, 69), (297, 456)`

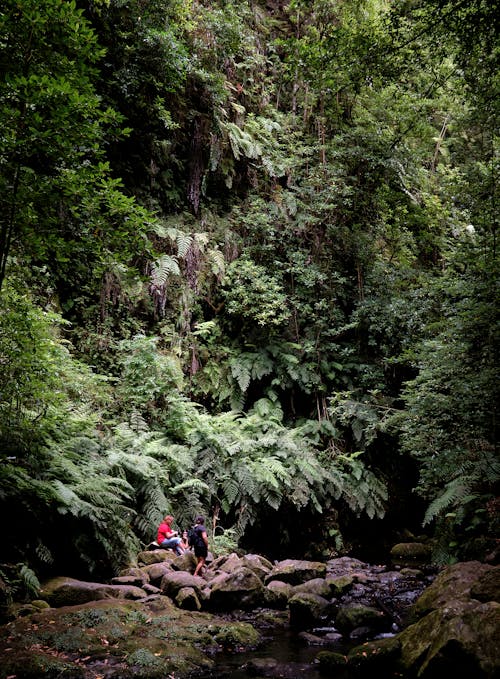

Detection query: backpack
(187, 526), (202, 548)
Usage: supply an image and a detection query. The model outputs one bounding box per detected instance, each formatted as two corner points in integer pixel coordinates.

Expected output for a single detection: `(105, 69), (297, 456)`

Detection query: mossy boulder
(326, 574), (354, 596)
(175, 586), (201, 611)
(264, 580), (293, 609)
(40, 577), (147, 607)
(209, 566), (265, 610)
(315, 650), (348, 673)
(399, 598), (500, 678)
(347, 636), (401, 672)
(288, 592), (329, 628)
(390, 542), (432, 565)
(411, 561), (496, 620)
(334, 604), (388, 637)
(470, 565), (500, 603)
(0, 596), (259, 679)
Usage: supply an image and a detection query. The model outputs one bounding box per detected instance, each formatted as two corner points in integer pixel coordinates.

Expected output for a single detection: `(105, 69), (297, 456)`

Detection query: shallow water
(201, 625), (370, 679)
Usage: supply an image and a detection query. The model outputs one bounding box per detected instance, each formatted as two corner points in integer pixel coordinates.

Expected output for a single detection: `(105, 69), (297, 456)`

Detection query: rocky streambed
(0, 548), (498, 678)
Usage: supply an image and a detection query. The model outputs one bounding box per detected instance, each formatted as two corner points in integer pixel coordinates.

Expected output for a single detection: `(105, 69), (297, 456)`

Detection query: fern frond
(150, 254), (180, 286)
(176, 232), (193, 258)
(19, 565), (40, 598)
(230, 358), (251, 393)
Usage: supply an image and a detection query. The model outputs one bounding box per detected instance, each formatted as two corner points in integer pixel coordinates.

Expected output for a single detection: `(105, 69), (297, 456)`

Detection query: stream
(204, 625), (394, 678)
(196, 559), (435, 679)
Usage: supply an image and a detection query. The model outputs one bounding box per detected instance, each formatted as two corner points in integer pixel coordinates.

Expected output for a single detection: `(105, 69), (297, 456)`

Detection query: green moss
(0, 598), (260, 678)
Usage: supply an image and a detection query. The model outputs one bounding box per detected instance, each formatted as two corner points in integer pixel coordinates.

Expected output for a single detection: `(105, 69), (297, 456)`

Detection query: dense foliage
(0, 0), (497, 595)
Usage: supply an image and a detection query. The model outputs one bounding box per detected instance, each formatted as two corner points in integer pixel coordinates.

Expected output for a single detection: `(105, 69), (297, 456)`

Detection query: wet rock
(245, 656), (278, 675)
(289, 591), (330, 628)
(298, 630), (328, 645)
(315, 649), (348, 672)
(335, 604), (388, 637)
(390, 542), (432, 566)
(347, 635), (401, 671)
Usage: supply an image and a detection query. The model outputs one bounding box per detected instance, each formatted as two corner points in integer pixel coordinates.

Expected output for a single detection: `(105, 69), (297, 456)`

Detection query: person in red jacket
(157, 515), (185, 555)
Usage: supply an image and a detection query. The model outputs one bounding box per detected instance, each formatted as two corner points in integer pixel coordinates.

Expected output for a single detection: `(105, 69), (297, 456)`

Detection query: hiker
(157, 515), (185, 555)
(191, 515), (209, 577)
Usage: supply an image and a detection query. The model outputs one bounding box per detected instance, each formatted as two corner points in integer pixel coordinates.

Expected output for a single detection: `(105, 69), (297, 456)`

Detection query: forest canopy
(0, 0), (498, 595)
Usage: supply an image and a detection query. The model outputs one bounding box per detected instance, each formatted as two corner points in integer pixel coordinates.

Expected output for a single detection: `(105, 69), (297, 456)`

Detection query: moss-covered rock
(390, 542), (432, 565)
(209, 566), (265, 610)
(411, 561), (496, 620)
(471, 566), (500, 603)
(40, 577), (147, 607)
(288, 592), (329, 628)
(399, 598), (500, 678)
(0, 596), (259, 679)
(315, 650), (348, 673)
(347, 636), (401, 672)
(334, 604), (388, 637)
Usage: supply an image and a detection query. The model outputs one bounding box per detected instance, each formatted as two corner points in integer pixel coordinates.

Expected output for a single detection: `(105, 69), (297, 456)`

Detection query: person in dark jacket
(192, 515), (209, 576)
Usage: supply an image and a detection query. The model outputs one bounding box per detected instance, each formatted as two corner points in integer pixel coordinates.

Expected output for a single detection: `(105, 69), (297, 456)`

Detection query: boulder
(347, 636), (401, 672)
(172, 551), (198, 572)
(209, 567), (265, 610)
(399, 598), (500, 678)
(264, 580), (293, 609)
(288, 592), (330, 628)
(470, 565), (500, 603)
(264, 559), (326, 586)
(159, 571), (206, 598)
(315, 650), (348, 672)
(240, 553), (273, 579)
(390, 542), (432, 565)
(326, 574), (354, 596)
(411, 561), (497, 619)
(117, 566), (150, 584)
(175, 586), (202, 611)
(208, 552), (244, 575)
(395, 561), (500, 678)
(334, 604), (388, 637)
(137, 549), (177, 565)
(142, 562), (173, 585)
(293, 577), (331, 599)
(40, 577), (147, 607)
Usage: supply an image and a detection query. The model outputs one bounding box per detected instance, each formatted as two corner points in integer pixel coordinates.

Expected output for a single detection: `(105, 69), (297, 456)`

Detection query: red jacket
(157, 522), (175, 543)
